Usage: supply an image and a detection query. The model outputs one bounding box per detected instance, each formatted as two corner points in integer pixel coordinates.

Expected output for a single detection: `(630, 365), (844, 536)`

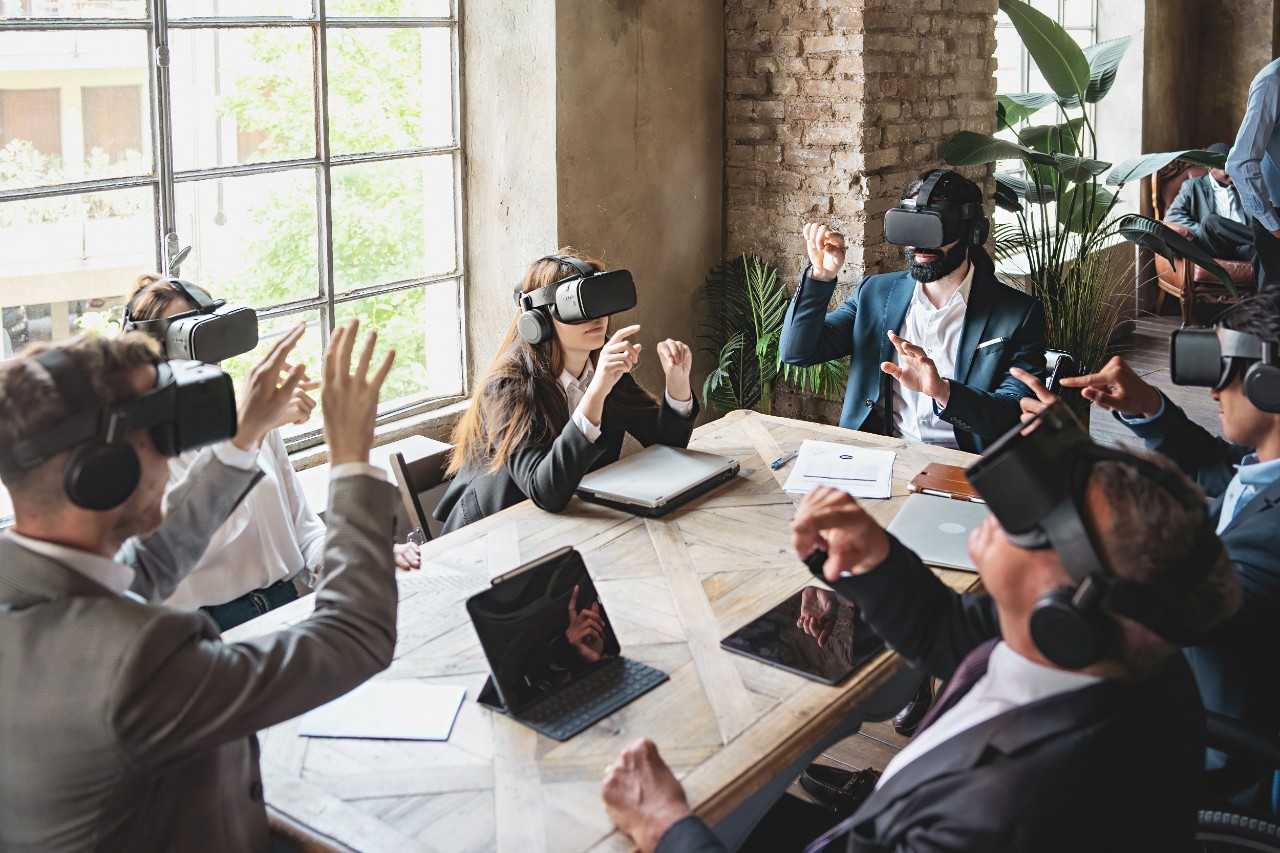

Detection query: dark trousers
(200, 577), (299, 632)
(1251, 216), (1280, 292)
(1198, 214), (1255, 263)
(739, 793), (847, 853)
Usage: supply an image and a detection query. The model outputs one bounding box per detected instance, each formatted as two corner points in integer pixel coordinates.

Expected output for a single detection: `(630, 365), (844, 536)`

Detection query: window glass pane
(0, 31), (152, 190)
(335, 282), (461, 408)
(220, 309), (324, 440)
(167, 0), (312, 18)
(0, 0), (145, 19)
(327, 26), (453, 155)
(331, 154), (455, 292)
(327, 0), (450, 16)
(993, 28), (1022, 95)
(0, 187), (155, 356)
(170, 28), (316, 171)
(174, 169), (321, 308)
(1062, 0), (1093, 28)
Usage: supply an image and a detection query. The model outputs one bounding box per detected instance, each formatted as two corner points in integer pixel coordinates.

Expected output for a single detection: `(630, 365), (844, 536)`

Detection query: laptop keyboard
(519, 658), (668, 741)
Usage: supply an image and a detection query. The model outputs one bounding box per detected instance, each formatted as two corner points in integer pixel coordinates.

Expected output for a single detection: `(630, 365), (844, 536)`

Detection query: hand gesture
(881, 330), (950, 405)
(797, 586), (838, 647)
(1009, 366), (1060, 423)
(275, 368), (321, 429)
(232, 323), (308, 452)
(656, 339), (693, 403)
(1058, 356), (1162, 418)
(566, 584), (606, 663)
(393, 541), (420, 570)
(804, 223), (847, 282)
(792, 486), (891, 581)
(601, 739), (692, 853)
(587, 324), (642, 399)
(321, 320), (395, 466)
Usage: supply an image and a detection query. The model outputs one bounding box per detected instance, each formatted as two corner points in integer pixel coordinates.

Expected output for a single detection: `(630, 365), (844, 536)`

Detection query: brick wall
(723, 0), (999, 420)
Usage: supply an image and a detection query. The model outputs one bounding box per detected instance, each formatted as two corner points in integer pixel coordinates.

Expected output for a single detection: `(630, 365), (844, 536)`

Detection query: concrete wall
(1195, 0), (1278, 142)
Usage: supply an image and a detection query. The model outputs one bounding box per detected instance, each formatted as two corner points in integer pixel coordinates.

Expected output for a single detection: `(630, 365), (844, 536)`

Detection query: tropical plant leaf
(999, 0), (1090, 102)
(991, 221), (1031, 263)
(1083, 34), (1134, 103)
(994, 178), (1024, 212)
(1051, 153), (1111, 183)
(1105, 149), (1227, 188)
(997, 92), (1057, 130)
(1021, 118), (1085, 156)
(1115, 214), (1238, 296)
(995, 171), (1057, 202)
(945, 131), (1057, 168)
(1057, 183), (1115, 233)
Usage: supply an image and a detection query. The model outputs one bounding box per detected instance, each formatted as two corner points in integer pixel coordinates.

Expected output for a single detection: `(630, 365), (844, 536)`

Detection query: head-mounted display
(518, 258), (637, 325)
(883, 170), (988, 250)
(1170, 324), (1280, 411)
(123, 279), (259, 364)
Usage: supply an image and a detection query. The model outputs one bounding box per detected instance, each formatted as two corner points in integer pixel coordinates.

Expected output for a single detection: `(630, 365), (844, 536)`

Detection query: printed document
(782, 439), (895, 499)
(299, 680), (466, 741)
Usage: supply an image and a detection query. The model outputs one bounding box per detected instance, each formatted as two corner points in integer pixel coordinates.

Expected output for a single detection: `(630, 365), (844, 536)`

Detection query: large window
(0, 0), (464, 421)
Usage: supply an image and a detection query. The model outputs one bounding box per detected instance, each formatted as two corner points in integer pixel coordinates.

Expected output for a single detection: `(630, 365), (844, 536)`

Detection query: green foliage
(699, 254), (847, 414)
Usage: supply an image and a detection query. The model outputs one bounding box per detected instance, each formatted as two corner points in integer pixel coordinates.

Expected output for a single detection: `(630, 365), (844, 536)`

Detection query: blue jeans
(200, 577), (299, 632)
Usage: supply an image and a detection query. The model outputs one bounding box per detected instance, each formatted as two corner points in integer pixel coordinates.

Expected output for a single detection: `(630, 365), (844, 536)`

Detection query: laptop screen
(467, 547), (622, 713)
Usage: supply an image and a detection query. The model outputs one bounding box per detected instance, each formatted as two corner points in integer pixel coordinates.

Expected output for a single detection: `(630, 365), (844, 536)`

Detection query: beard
(905, 243), (968, 283)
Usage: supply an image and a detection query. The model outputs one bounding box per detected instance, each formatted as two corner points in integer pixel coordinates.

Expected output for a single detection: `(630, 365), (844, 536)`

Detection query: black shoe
(892, 678), (935, 736)
(799, 765), (881, 816)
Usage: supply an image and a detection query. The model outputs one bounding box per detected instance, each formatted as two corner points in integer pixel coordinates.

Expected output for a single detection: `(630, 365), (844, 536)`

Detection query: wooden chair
(390, 445), (453, 544)
(1151, 160), (1255, 325)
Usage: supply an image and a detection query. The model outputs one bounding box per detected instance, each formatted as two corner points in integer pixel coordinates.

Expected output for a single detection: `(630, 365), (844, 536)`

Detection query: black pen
(770, 450), (799, 470)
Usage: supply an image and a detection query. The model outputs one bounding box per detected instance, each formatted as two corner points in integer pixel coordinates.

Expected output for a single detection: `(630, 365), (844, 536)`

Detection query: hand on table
(602, 738), (693, 853)
(393, 541), (420, 570)
(792, 486), (891, 581)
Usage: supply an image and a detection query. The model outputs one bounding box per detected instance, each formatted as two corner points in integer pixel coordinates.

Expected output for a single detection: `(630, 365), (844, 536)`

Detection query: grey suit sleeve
(118, 447), (263, 602)
(1165, 179), (1204, 239)
(109, 474), (398, 770)
(655, 817), (728, 853)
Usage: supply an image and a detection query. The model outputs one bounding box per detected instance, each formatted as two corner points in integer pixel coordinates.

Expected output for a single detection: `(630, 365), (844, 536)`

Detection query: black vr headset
(0, 344), (237, 510)
(123, 279), (259, 364)
(964, 402), (1221, 669)
(883, 169), (991, 250)
(1170, 324), (1280, 412)
(514, 255), (637, 346)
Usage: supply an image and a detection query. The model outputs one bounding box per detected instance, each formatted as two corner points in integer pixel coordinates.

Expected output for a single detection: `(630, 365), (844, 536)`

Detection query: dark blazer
(1121, 394), (1280, 803)
(779, 266), (1046, 453)
(435, 373), (698, 533)
(1166, 173), (1242, 240)
(654, 537), (1205, 853)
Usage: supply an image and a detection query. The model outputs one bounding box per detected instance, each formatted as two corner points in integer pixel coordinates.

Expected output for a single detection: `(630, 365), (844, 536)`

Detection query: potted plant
(944, 0), (1236, 410)
(699, 253), (848, 415)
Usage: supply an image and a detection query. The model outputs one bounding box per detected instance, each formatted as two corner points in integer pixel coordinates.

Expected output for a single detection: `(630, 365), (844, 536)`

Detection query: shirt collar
(912, 260), (975, 309)
(984, 640), (1101, 703)
(5, 530), (136, 596)
(1233, 453), (1280, 488)
(558, 360), (595, 392)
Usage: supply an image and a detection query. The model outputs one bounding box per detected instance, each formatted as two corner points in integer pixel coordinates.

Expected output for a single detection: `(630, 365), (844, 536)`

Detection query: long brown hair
(122, 274), (211, 324)
(448, 249), (657, 475)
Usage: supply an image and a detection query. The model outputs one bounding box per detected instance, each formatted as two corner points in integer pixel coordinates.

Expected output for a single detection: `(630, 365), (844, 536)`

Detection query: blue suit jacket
(1122, 395), (1280, 804)
(779, 266), (1047, 453)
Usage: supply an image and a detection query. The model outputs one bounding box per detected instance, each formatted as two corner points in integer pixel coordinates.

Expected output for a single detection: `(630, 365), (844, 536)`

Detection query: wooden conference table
(226, 410), (980, 853)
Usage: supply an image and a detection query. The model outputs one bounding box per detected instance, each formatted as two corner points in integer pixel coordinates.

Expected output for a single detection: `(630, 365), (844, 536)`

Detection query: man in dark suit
(1165, 142), (1254, 262)
(599, 436), (1239, 852)
(1043, 289), (1280, 807)
(779, 170), (1047, 454)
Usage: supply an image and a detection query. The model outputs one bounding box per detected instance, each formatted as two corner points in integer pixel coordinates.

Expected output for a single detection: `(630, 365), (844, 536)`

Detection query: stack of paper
(781, 439), (895, 499)
(299, 680), (466, 741)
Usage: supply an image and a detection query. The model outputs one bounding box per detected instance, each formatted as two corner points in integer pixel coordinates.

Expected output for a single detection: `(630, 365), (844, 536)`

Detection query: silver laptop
(576, 445), (739, 517)
(885, 493), (990, 572)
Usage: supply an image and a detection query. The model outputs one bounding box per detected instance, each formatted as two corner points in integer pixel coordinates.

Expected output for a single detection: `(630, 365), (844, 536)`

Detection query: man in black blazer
(1165, 142), (1254, 262)
(600, 447), (1238, 851)
(780, 170), (1046, 454)
(1046, 290), (1280, 807)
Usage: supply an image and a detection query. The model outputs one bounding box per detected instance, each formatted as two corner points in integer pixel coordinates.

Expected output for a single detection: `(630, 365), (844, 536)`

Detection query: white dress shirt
(1213, 180), (1247, 225)
(878, 641), (1101, 786)
(6, 530), (145, 603)
(559, 360), (694, 444)
(889, 263), (975, 449)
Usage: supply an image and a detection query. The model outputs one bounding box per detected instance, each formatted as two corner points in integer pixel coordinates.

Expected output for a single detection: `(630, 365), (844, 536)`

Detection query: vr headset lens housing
(522, 267), (637, 325)
(1170, 326), (1263, 391)
(123, 279), (259, 364)
(884, 202), (973, 249)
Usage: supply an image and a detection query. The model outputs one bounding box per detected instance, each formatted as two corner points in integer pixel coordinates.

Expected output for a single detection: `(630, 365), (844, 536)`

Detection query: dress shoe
(892, 678), (935, 736)
(799, 764), (881, 816)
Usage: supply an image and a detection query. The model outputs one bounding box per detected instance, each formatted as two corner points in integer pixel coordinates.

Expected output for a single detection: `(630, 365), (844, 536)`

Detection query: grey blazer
(0, 464), (400, 851)
(1165, 173), (1242, 240)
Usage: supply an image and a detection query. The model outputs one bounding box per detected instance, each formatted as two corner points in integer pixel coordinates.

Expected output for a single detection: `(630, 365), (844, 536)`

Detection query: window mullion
(314, 1), (335, 352)
(151, 0), (181, 274)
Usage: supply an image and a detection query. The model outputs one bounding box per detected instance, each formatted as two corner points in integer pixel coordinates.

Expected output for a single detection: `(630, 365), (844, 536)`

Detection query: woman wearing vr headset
(434, 251), (697, 533)
(123, 276), (416, 629)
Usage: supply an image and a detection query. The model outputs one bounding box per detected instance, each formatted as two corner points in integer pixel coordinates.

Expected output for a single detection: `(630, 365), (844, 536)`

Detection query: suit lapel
(1220, 477), (1280, 536)
(879, 273), (915, 364)
(0, 535), (117, 609)
(954, 269), (996, 383)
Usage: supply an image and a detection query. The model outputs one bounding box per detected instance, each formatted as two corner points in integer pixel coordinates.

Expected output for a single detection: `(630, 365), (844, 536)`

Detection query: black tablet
(720, 586), (887, 685)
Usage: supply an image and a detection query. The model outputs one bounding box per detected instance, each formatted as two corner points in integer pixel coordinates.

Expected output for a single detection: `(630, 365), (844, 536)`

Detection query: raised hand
(1058, 355), (1162, 417)
(1009, 366), (1059, 423)
(792, 486), (891, 581)
(881, 330), (950, 405)
(804, 223), (847, 282)
(579, 325), (642, 429)
(321, 320), (395, 466)
(655, 338), (693, 402)
(275, 367), (321, 428)
(233, 322), (308, 452)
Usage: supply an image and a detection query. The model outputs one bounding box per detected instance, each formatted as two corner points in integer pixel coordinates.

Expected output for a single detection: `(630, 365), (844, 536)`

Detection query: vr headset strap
(543, 254), (596, 281)
(915, 170), (947, 207)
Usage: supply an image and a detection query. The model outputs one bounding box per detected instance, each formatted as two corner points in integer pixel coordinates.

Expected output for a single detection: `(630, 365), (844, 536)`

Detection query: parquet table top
(226, 410), (980, 853)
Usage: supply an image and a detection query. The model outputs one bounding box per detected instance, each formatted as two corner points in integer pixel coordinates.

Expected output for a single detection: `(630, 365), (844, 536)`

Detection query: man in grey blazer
(1165, 141), (1254, 263)
(0, 321), (399, 851)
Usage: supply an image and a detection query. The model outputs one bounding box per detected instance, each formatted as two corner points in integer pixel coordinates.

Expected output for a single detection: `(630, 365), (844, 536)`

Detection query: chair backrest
(390, 446), (453, 543)
(1152, 159), (1210, 220)
(1045, 349), (1076, 393)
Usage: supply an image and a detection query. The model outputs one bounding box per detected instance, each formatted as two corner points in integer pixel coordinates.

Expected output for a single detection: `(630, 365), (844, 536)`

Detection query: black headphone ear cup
(1029, 587), (1104, 669)
(63, 442), (141, 511)
(1243, 362), (1280, 413)
(516, 309), (553, 346)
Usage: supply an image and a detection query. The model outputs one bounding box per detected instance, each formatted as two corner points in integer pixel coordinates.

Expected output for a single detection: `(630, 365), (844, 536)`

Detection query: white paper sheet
(299, 680), (466, 741)
(781, 439), (895, 499)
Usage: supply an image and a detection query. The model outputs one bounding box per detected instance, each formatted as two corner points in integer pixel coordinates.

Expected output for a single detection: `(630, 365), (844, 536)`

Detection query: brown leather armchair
(1151, 160), (1254, 325)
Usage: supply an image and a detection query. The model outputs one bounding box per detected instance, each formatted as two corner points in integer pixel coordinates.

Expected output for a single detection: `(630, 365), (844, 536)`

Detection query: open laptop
(576, 445), (739, 517)
(884, 493), (990, 572)
(467, 547), (668, 741)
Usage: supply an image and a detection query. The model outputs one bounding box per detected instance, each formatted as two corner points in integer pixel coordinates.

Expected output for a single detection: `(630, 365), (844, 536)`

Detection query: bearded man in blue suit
(780, 170), (1047, 453)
